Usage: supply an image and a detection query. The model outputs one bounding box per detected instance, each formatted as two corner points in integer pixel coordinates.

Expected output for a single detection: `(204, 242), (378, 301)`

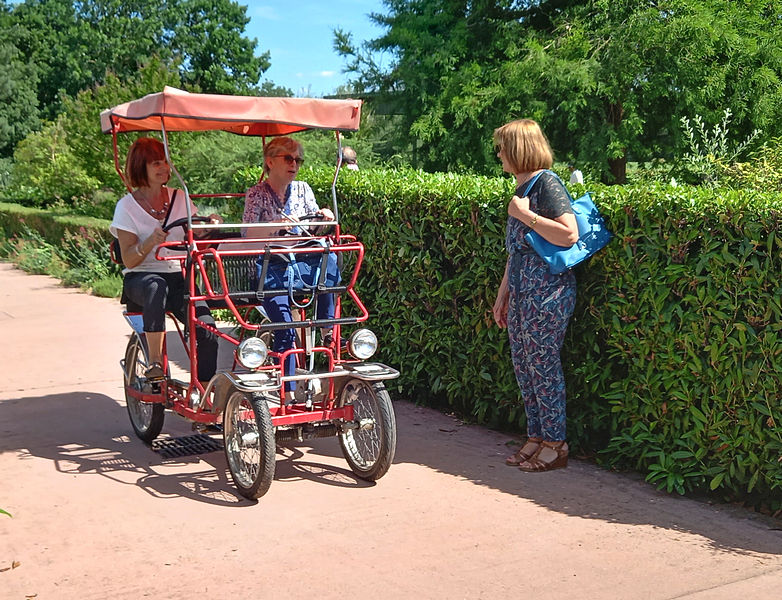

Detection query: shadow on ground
(2, 391), (779, 556)
(0, 391), (370, 508)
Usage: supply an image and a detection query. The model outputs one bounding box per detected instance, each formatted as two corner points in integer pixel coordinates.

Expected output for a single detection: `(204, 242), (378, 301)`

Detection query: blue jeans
(262, 292), (334, 392)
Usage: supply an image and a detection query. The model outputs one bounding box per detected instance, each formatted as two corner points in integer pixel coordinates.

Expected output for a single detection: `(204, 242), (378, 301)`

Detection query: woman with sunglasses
(242, 136), (336, 404)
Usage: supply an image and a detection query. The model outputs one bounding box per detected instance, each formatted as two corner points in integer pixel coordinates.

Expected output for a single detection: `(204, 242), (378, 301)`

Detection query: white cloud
(320, 71), (336, 78)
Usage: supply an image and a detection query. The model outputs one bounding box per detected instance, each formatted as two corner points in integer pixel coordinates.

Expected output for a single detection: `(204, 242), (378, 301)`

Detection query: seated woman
(111, 137), (222, 385)
(243, 136), (336, 403)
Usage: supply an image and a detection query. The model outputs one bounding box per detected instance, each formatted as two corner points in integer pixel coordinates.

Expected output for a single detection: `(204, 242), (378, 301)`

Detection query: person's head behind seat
(342, 146), (357, 164)
(263, 137), (303, 176)
(125, 137), (167, 188)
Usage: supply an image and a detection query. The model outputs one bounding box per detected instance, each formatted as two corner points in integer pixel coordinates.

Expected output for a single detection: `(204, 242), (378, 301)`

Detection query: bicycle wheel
(338, 380), (396, 480)
(123, 334), (165, 443)
(223, 390), (276, 499)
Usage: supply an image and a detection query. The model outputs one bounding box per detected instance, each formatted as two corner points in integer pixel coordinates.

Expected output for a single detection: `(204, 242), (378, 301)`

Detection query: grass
(0, 226), (123, 298)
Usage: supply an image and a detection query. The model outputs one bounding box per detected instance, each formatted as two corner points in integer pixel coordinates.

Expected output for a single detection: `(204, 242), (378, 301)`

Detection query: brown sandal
(505, 437), (542, 466)
(518, 441), (568, 472)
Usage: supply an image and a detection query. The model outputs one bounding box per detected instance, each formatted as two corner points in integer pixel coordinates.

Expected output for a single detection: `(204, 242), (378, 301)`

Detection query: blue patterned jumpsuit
(505, 171), (576, 442)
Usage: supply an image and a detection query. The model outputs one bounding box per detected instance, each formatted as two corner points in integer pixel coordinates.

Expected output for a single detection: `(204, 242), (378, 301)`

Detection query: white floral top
(242, 180), (319, 236)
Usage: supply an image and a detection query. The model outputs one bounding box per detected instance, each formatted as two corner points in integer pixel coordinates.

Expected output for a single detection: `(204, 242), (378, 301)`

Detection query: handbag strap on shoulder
(521, 170), (549, 197)
(523, 169), (575, 204)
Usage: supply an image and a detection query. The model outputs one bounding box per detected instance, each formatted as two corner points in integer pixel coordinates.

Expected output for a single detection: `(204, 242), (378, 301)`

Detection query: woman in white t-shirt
(110, 137), (222, 384)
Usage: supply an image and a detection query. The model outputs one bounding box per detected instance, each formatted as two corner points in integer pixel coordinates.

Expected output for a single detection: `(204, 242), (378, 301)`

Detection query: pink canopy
(101, 86), (362, 136)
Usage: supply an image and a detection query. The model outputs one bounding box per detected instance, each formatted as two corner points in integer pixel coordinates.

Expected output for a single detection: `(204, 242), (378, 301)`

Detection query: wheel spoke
(124, 337), (164, 443)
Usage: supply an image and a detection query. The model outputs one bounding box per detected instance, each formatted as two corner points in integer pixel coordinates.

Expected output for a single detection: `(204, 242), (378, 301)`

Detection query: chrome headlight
(236, 337), (268, 369)
(348, 329), (378, 360)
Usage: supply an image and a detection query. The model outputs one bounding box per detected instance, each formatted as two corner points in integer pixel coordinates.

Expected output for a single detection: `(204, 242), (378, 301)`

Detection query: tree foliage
(58, 57), (184, 191)
(4, 0), (268, 118)
(0, 41), (40, 158)
(9, 119), (100, 204)
(337, 0), (782, 182)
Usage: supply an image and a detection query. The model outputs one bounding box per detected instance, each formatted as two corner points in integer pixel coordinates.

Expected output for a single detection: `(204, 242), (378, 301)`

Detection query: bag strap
(522, 169), (576, 206)
(287, 251), (318, 309)
(520, 170), (547, 197)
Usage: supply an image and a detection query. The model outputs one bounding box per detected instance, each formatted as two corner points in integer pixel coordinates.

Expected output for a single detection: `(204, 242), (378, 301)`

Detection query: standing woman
(110, 137), (221, 385)
(492, 119), (580, 472)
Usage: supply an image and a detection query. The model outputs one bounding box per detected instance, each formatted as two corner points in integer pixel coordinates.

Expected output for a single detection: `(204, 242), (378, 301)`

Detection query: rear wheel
(223, 391), (276, 499)
(123, 335), (165, 443)
(338, 380), (396, 480)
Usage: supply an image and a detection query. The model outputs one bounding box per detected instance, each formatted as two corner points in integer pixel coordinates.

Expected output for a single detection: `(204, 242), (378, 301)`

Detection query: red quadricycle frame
(102, 86), (398, 499)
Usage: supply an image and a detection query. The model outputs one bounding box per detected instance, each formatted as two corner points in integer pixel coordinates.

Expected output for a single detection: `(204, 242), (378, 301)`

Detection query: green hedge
(0, 201), (113, 244)
(303, 167), (782, 509)
(0, 201), (121, 297)
(3, 170), (781, 509)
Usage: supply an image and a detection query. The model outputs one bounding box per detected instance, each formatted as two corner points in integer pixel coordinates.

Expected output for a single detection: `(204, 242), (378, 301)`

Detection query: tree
(59, 57), (183, 191)
(5, 0), (269, 118)
(162, 0), (268, 94)
(9, 118), (100, 205)
(337, 0), (782, 181)
(534, 0), (782, 182)
(0, 41), (40, 158)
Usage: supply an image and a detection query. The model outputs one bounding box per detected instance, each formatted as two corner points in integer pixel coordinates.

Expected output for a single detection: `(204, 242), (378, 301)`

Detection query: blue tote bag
(520, 170), (612, 274)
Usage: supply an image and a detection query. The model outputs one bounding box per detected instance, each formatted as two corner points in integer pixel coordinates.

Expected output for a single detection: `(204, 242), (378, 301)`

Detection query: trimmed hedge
(0, 201), (113, 245)
(3, 169), (781, 509)
(303, 167), (782, 509)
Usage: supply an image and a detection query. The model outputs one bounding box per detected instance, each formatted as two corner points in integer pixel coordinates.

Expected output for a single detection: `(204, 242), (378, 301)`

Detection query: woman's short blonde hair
(263, 136), (303, 175)
(125, 137), (166, 188)
(493, 119), (553, 173)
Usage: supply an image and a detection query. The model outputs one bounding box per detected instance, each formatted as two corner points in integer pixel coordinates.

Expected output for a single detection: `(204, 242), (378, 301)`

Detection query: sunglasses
(277, 154), (304, 166)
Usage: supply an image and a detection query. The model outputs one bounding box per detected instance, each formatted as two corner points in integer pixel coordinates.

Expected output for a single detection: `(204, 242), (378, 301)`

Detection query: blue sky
(244, 1), (389, 97)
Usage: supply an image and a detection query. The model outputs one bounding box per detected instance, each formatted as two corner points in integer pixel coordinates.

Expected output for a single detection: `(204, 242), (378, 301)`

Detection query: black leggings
(123, 271), (218, 382)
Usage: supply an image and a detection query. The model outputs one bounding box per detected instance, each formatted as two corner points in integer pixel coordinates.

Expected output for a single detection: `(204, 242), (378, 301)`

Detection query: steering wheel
(163, 215), (230, 250)
(299, 212), (333, 236)
(163, 215), (211, 233)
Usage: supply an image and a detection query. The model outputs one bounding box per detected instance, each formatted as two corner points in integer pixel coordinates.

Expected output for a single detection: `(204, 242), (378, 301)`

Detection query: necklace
(263, 180), (288, 213)
(135, 188), (169, 218)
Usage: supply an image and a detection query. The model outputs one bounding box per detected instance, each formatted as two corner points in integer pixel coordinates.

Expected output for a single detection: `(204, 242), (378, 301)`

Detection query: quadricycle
(102, 87), (398, 499)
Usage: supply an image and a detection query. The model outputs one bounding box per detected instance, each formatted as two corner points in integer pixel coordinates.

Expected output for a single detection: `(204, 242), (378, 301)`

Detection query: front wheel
(338, 380), (396, 480)
(223, 390), (276, 499)
(124, 335), (165, 443)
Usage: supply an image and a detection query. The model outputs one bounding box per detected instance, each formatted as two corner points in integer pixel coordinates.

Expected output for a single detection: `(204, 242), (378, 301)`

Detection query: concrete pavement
(0, 262), (780, 599)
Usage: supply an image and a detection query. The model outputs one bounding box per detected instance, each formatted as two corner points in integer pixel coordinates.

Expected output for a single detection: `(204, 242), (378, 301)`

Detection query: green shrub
(0, 203), (120, 295)
(303, 167), (782, 509)
(6, 119), (101, 205)
(722, 137), (782, 193)
(0, 201), (113, 245)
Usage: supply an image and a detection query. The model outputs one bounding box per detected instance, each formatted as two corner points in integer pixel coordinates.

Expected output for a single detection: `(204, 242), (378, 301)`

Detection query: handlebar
(163, 215), (211, 233)
(299, 212), (333, 236)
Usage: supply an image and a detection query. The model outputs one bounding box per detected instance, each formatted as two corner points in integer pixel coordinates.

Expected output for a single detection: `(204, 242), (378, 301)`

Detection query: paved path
(1, 262), (780, 599)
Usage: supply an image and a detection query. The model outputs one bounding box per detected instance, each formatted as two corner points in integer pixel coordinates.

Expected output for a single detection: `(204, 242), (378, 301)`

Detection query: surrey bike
(102, 87), (399, 499)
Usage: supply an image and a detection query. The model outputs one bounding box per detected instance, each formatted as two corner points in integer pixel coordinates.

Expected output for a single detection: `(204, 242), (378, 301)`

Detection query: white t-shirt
(569, 169), (584, 184)
(110, 187), (198, 274)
